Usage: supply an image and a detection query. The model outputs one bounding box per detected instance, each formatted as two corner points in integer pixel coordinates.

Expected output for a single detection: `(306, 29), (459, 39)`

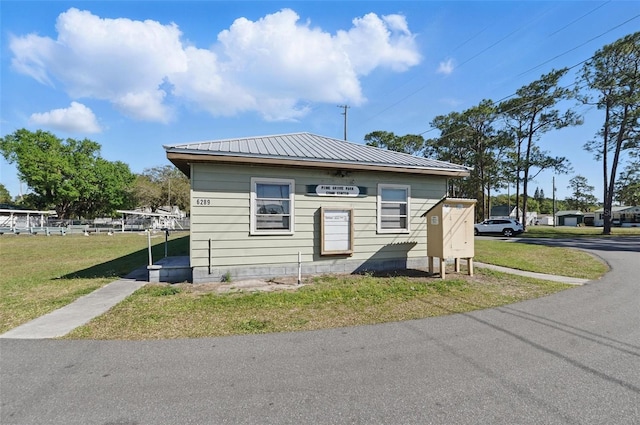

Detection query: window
(378, 184), (410, 233)
(251, 178), (294, 234)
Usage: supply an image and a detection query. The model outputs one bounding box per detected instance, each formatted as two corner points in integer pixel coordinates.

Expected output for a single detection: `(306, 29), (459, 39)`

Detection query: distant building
(555, 210), (585, 227)
(489, 205), (520, 219)
(489, 205), (536, 226)
(593, 206), (640, 227)
(0, 208), (56, 234)
(535, 215), (554, 226)
(583, 212), (595, 226)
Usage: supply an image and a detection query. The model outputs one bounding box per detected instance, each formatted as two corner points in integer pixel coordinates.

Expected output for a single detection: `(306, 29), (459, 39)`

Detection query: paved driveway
(2, 237), (639, 424)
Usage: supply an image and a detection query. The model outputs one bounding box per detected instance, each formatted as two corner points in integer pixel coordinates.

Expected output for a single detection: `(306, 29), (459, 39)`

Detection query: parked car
(474, 218), (524, 237)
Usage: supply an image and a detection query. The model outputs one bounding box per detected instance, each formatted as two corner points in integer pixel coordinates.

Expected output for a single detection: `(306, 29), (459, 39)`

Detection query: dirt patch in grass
(66, 268), (573, 340)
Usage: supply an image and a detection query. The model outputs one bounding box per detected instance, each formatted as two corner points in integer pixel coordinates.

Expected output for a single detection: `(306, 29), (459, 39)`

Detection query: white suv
(474, 219), (524, 237)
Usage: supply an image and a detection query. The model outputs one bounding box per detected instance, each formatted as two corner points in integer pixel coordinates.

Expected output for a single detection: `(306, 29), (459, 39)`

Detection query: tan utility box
(422, 198), (476, 278)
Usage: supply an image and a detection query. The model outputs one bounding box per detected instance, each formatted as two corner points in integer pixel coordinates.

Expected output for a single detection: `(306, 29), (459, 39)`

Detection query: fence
(0, 215), (190, 235)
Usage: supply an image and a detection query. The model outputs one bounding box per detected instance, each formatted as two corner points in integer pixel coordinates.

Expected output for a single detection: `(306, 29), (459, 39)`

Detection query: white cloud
(11, 8), (185, 123)
(29, 101), (102, 133)
(336, 13), (421, 75)
(437, 59), (455, 75)
(170, 46), (256, 117)
(214, 9), (365, 119)
(9, 34), (57, 86)
(113, 90), (171, 123)
(10, 8), (422, 122)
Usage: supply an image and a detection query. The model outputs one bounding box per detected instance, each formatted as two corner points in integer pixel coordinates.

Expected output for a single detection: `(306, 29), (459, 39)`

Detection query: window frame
(377, 183), (411, 234)
(250, 177), (295, 235)
(320, 207), (354, 256)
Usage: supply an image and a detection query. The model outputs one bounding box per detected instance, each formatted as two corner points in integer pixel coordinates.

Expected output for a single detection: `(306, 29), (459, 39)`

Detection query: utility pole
(507, 183), (511, 217)
(552, 176), (556, 227)
(337, 105), (350, 140)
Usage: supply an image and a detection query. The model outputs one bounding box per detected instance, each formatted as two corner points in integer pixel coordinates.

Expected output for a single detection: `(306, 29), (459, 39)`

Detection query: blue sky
(1, 1), (638, 201)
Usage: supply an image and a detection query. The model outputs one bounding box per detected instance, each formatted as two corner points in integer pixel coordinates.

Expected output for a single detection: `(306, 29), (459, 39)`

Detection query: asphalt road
(2, 237), (639, 424)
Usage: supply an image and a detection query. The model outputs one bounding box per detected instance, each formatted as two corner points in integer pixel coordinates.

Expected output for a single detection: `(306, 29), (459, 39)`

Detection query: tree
(364, 131), (425, 155)
(0, 129), (135, 218)
(534, 187), (546, 202)
(580, 32), (640, 234)
(539, 198), (555, 214)
(131, 165), (190, 213)
(500, 68), (581, 228)
(76, 159), (137, 218)
(425, 100), (513, 221)
(0, 183), (11, 204)
(131, 174), (163, 212)
(526, 198), (540, 214)
(615, 160), (640, 206)
(168, 169), (191, 213)
(565, 175), (598, 211)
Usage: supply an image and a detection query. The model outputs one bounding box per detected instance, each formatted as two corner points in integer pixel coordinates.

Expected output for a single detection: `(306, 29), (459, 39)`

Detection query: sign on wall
(316, 185), (359, 197)
(306, 185), (368, 197)
(321, 207), (354, 255)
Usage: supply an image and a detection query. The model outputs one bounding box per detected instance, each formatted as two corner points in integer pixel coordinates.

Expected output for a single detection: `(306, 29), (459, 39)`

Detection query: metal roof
(593, 206), (639, 212)
(164, 132), (471, 177)
(555, 210), (585, 216)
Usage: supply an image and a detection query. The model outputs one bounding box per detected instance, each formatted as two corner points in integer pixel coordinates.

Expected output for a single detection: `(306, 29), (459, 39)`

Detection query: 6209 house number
(195, 198), (211, 206)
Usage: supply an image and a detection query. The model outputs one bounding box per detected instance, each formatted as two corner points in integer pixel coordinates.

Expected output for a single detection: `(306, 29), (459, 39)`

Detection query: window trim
(250, 177), (295, 235)
(377, 184), (411, 234)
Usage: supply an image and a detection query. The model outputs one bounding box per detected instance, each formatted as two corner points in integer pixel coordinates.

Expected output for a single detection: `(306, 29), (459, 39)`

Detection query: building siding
(189, 163), (447, 282)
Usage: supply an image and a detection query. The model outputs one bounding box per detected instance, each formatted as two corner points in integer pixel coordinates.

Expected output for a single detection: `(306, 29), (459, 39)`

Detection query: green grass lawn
(0, 231), (189, 333)
(474, 240), (608, 279)
(0, 227), (616, 339)
(67, 269), (573, 340)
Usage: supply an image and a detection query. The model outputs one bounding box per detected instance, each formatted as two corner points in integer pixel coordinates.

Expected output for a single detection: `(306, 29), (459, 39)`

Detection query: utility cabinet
(422, 198), (476, 278)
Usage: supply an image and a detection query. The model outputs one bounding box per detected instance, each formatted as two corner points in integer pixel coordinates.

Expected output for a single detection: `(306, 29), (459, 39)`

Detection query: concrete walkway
(0, 263), (590, 340)
(474, 262), (590, 285)
(0, 273), (147, 340)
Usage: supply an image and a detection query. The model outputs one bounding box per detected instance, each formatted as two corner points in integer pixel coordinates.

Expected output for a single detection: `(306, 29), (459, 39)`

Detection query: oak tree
(0, 129), (135, 218)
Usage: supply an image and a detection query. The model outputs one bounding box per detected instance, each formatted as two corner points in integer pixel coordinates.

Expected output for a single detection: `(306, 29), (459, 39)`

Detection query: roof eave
(166, 151), (470, 178)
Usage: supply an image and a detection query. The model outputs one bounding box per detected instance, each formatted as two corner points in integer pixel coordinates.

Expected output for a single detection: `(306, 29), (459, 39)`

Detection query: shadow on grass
(59, 235), (189, 281)
(352, 268), (439, 279)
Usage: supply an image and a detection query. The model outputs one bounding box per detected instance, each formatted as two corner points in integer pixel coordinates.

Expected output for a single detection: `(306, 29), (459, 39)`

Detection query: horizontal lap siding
(190, 163), (445, 268)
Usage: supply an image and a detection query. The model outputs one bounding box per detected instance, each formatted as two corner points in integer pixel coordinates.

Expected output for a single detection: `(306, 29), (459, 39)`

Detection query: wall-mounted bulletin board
(321, 207), (354, 255)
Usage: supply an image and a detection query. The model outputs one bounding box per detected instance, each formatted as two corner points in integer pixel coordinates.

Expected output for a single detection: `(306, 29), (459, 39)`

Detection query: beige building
(165, 133), (470, 283)
(593, 206), (640, 227)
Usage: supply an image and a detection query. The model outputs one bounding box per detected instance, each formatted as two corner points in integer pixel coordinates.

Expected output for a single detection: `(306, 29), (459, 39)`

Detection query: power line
(353, 5), (635, 138)
(415, 11), (638, 137)
(548, 1), (611, 37)
(353, 3), (560, 130)
(517, 13), (640, 77)
(419, 80), (590, 138)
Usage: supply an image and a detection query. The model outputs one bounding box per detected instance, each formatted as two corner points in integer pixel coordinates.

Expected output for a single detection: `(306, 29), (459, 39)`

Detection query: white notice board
(321, 207), (353, 255)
